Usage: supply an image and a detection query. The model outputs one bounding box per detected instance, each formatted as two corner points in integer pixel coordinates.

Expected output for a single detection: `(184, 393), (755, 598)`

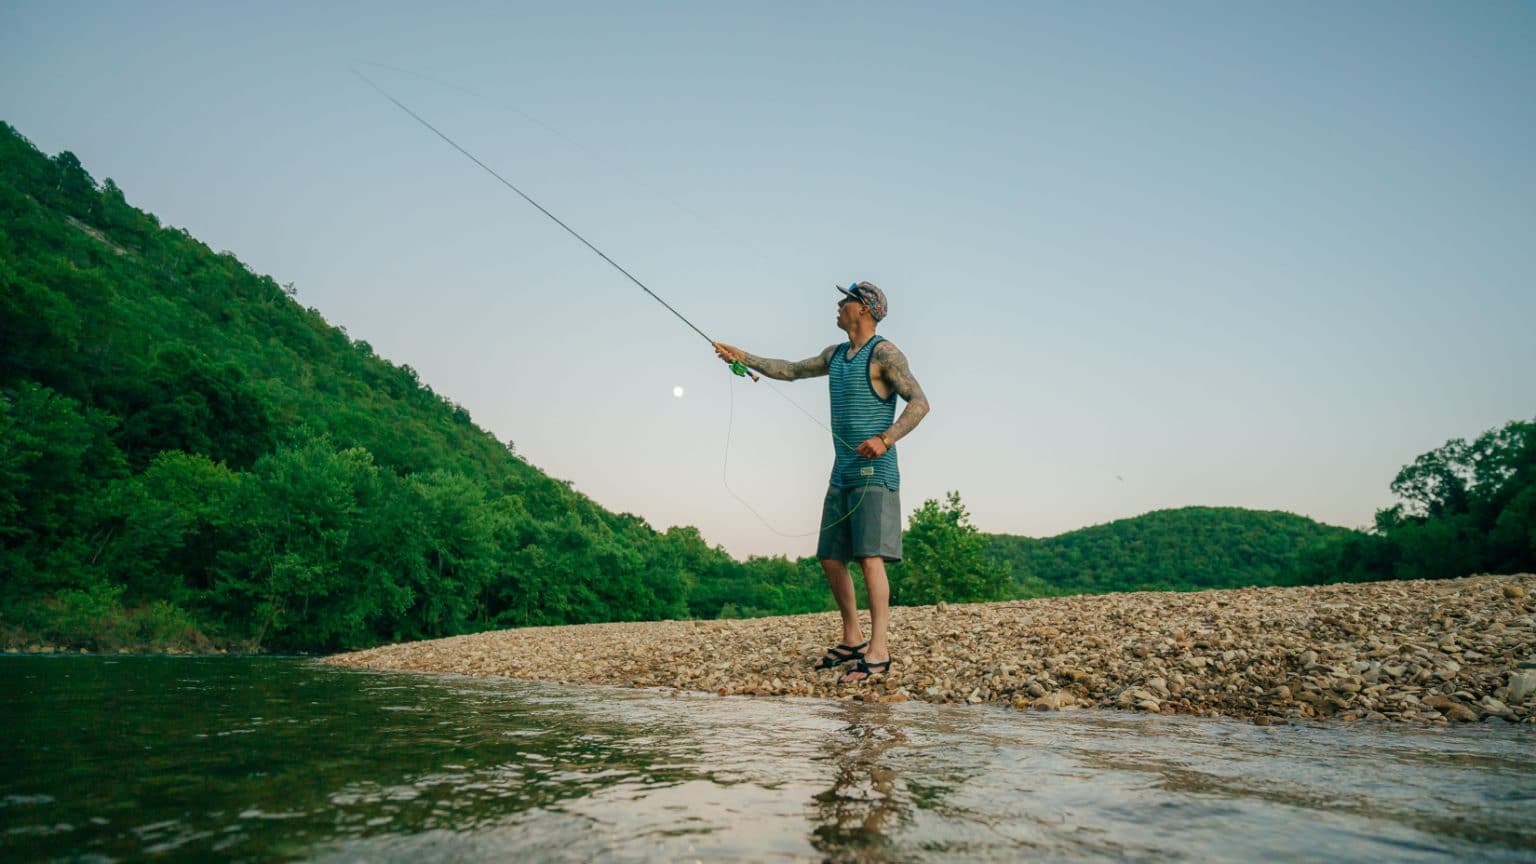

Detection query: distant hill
(984, 506), (1361, 596)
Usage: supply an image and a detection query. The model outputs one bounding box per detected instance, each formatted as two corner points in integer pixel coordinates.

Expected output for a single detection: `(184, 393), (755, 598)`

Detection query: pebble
(1480, 696), (1511, 718)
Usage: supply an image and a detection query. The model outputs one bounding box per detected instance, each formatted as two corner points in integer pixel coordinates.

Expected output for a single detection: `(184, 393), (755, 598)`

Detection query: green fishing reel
(726, 358), (759, 382)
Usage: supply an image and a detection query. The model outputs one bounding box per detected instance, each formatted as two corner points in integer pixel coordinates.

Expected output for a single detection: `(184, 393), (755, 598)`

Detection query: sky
(3, 1), (1533, 559)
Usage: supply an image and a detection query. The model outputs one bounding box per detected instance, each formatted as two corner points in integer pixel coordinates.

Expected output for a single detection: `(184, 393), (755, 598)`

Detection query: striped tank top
(829, 335), (900, 489)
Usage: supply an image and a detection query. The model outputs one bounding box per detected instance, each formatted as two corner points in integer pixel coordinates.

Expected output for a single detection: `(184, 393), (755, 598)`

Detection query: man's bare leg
(821, 557), (864, 648)
(842, 557), (890, 682)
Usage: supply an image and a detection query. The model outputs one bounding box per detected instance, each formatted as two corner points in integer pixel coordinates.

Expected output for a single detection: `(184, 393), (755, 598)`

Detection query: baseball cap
(836, 280), (888, 322)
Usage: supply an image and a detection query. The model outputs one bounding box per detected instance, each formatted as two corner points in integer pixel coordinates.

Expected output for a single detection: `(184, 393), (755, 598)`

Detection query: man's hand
(713, 342), (744, 366)
(716, 344), (836, 381)
(856, 435), (891, 459)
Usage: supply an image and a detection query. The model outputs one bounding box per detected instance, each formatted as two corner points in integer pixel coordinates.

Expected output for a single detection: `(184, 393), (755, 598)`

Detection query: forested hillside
(0, 121), (791, 651)
(986, 507), (1358, 596)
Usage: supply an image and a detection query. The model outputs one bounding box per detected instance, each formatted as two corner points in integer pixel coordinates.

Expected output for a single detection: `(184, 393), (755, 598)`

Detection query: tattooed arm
(871, 339), (930, 445)
(713, 342), (837, 381)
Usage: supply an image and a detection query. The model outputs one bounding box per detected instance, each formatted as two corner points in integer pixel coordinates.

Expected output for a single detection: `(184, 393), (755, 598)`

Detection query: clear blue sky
(4, 1), (1533, 559)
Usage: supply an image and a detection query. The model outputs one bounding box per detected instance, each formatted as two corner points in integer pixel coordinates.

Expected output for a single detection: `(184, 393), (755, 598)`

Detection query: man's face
(837, 295), (863, 327)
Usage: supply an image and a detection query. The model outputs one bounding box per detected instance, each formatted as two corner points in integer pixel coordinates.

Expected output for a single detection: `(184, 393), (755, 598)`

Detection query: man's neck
(843, 322), (877, 351)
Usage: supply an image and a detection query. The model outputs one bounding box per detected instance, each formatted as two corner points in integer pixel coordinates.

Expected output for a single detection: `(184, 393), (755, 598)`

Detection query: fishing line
(723, 373), (876, 537)
(356, 67), (885, 535)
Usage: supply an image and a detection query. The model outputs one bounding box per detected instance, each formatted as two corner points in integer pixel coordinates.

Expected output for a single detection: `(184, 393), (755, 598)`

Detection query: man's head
(837, 281), (887, 322)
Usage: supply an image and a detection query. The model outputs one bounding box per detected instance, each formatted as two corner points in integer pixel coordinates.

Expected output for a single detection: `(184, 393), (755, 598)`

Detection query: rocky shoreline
(325, 574), (1536, 726)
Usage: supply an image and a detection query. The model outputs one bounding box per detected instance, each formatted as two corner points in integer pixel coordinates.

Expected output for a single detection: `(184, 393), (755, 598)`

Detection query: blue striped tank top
(829, 335), (900, 489)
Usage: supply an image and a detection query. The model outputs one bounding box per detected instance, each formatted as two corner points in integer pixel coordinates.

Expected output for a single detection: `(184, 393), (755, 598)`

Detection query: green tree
(50, 151), (100, 217)
(1299, 417), (1536, 584)
(97, 450), (238, 607)
(211, 436), (407, 650)
(114, 345), (276, 470)
(1375, 418), (1536, 580)
(391, 470), (502, 639)
(0, 383), (125, 597)
(898, 491), (1011, 605)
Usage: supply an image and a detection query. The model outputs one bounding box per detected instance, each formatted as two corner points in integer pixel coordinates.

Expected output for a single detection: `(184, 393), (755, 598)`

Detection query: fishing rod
(352, 67), (759, 382)
(355, 67), (887, 537)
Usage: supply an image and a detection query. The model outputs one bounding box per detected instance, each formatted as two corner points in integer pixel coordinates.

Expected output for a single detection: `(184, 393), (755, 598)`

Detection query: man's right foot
(814, 641), (868, 670)
(839, 657), (892, 684)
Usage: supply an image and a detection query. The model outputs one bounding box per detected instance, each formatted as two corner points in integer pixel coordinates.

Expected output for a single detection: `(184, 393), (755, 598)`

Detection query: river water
(2, 656), (1532, 862)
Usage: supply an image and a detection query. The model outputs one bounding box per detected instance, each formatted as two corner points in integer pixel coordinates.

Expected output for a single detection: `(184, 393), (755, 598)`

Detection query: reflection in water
(1, 656), (1533, 863)
(811, 705), (910, 862)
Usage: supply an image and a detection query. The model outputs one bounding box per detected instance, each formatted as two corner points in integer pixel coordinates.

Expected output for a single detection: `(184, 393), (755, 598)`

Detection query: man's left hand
(856, 436), (890, 459)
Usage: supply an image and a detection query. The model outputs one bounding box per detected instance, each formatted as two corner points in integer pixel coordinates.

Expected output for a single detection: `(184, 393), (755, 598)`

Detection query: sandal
(840, 657), (892, 683)
(815, 641), (868, 670)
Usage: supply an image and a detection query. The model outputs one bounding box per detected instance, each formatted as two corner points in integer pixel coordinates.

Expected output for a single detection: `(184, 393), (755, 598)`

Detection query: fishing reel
(728, 359), (760, 382)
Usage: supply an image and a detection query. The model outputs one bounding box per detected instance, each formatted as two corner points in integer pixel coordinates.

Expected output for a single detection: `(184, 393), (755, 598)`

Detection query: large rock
(1480, 696), (1512, 718)
(1030, 690), (1077, 711)
(1424, 694), (1479, 723)
(1506, 670), (1536, 705)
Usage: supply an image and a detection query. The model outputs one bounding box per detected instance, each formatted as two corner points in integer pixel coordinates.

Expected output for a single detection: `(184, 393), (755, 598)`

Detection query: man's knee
(856, 556), (888, 575)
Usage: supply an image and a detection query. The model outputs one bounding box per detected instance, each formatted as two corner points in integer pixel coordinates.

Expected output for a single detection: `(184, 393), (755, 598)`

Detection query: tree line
(1295, 418), (1535, 584)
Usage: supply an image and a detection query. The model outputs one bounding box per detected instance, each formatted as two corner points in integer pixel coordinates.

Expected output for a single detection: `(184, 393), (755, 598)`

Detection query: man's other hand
(856, 436), (890, 459)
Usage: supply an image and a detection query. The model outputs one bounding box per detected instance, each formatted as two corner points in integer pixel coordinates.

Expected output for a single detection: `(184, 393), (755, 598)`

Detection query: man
(714, 281), (930, 683)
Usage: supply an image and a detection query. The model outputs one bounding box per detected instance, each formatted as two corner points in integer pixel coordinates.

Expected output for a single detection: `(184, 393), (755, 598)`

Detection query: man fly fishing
(355, 80), (934, 680)
(714, 281), (930, 683)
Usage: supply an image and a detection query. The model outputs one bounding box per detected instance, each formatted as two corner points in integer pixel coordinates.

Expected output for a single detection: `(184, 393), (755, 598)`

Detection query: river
(2, 656), (1532, 862)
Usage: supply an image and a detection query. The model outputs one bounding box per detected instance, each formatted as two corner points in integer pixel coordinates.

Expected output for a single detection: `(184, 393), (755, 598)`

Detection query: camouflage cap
(837, 280), (888, 322)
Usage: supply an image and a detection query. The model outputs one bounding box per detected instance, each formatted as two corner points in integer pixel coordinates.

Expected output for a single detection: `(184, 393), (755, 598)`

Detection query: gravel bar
(326, 574), (1536, 725)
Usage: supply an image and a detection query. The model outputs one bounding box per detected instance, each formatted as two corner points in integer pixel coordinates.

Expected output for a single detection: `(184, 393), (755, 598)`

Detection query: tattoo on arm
(742, 345), (836, 381)
(874, 341), (930, 442)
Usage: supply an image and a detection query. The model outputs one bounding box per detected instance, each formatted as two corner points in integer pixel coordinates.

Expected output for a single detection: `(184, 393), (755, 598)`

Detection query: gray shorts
(817, 485), (903, 563)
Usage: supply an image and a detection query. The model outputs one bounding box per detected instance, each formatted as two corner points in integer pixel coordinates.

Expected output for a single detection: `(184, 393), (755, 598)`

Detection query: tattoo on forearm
(875, 341), (930, 442)
(743, 346), (834, 381)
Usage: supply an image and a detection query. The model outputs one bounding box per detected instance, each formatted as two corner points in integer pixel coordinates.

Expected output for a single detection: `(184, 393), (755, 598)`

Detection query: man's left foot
(840, 657), (891, 684)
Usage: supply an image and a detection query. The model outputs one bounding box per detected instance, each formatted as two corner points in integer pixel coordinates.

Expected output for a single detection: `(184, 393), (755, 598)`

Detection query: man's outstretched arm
(714, 342), (836, 381)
